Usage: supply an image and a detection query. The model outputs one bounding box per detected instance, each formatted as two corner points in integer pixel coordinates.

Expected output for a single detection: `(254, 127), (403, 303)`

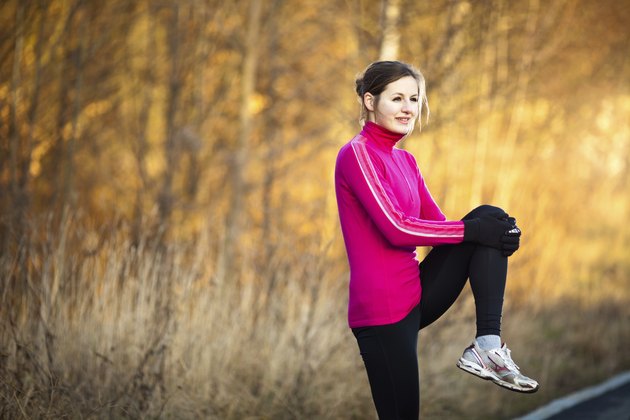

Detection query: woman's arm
(336, 139), (464, 247)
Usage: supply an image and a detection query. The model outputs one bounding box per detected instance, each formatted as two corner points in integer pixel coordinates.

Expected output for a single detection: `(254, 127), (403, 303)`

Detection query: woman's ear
(364, 93), (375, 112)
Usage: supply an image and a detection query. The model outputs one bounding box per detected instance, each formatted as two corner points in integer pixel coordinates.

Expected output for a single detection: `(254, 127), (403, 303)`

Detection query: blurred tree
(214, 0), (263, 285)
(0, 0), (627, 297)
(379, 0), (401, 60)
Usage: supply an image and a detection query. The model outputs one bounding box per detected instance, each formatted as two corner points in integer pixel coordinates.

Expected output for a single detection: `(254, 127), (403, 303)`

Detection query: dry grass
(1, 211), (629, 419)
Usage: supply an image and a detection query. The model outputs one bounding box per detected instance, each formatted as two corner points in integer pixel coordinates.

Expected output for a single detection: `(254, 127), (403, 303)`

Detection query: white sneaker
(456, 339), (539, 393)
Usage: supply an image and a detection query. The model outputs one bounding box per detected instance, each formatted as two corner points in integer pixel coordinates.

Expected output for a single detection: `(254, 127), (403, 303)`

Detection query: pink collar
(360, 121), (405, 151)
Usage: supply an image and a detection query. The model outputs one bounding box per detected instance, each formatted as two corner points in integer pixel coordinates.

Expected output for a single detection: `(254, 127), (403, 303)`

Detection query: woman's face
(364, 76), (420, 134)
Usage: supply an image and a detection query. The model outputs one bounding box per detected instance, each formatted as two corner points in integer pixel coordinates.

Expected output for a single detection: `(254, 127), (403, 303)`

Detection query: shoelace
(491, 347), (520, 371)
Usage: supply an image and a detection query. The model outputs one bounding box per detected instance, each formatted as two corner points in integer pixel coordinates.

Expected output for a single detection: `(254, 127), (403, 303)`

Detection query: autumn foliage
(1, 1), (629, 418)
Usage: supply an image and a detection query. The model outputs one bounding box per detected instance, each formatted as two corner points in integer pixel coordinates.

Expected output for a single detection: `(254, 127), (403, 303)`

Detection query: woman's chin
(398, 122), (415, 134)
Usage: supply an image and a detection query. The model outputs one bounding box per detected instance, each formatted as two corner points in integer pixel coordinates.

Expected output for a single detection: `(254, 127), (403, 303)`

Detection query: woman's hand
(501, 224), (521, 257)
(463, 215), (514, 250)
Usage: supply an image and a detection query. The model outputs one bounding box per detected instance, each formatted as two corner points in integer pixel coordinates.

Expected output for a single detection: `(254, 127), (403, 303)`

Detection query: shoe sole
(456, 358), (539, 394)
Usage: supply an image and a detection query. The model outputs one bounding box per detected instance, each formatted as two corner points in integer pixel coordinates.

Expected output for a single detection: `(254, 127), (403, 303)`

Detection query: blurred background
(1, 0), (629, 418)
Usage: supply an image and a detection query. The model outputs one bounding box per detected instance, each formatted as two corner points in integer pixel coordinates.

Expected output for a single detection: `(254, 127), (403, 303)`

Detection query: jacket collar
(361, 121), (405, 151)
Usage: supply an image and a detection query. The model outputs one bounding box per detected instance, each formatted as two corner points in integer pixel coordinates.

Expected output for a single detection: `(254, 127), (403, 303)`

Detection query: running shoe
(456, 339), (539, 393)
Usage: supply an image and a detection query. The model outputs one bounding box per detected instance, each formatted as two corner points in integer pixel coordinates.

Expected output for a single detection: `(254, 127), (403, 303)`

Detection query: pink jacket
(335, 121), (465, 327)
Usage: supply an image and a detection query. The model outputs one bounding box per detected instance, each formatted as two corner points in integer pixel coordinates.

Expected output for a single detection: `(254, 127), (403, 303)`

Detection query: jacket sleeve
(338, 139), (464, 247)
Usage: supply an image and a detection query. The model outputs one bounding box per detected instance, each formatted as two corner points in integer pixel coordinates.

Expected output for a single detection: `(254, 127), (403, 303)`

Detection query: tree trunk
(21, 0), (47, 208)
(158, 3), (183, 229)
(379, 0), (401, 60)
(61, 13), (87, 212)
(132, 2), (157, 244)
(494, 0), (540, 207)
(216, 0), (263, 285)
(5, 0), (25, 253)
(469, 5), (496, 207)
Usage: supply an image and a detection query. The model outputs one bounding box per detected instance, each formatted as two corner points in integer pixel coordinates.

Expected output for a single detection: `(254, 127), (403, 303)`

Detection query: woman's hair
(355, 60), (430, 128)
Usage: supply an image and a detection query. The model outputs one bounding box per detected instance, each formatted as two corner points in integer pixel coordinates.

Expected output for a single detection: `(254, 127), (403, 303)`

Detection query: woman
(334, 61), (538, 419)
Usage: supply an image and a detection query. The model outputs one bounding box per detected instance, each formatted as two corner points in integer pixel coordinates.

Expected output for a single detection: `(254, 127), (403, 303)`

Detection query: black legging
(352, 205), (509, 420)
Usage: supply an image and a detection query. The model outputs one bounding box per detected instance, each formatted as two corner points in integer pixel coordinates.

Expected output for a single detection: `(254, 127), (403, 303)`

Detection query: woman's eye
(411, 97), (418, 102)
(393, 97), (401, 101)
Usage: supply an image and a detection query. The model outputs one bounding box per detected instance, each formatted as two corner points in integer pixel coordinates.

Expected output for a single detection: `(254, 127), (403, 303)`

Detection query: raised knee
(463, 204), (506, 220)
(476, 204), (505, 215)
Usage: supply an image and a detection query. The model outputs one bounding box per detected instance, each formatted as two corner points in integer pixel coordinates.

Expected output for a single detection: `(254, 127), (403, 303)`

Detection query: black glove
(463, 215), (514, 250)
(501, 225), (521, 257)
